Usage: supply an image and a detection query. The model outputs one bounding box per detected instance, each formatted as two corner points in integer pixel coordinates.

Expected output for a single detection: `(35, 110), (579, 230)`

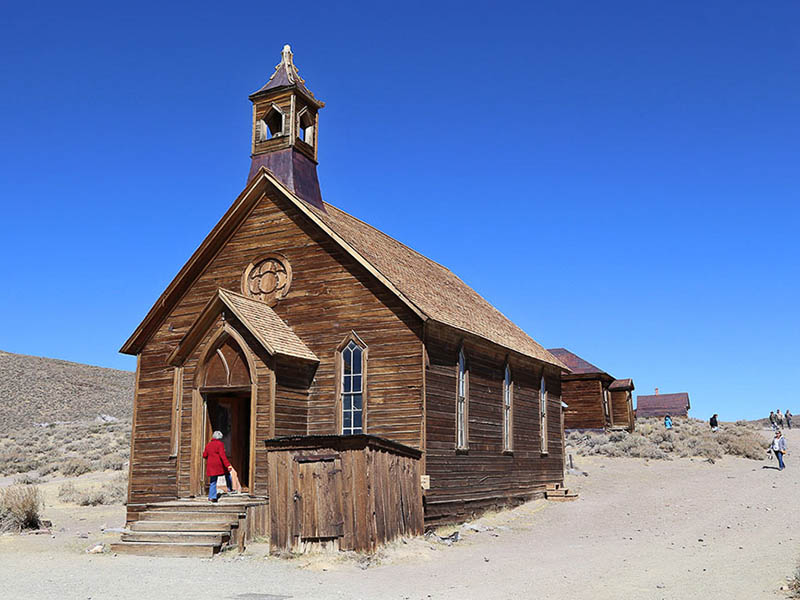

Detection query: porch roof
(167, 288), (319, 366)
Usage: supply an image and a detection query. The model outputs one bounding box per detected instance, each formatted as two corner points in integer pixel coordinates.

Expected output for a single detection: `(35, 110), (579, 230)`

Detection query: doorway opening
(198, 335), (254, 494)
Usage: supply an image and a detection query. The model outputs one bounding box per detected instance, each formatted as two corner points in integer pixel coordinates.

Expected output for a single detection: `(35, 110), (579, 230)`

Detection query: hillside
(0, 350), (134, 432)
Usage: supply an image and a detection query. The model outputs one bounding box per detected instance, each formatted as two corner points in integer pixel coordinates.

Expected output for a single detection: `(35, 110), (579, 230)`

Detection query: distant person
(664, 414), (673, 430)
(770, 430), (787, 471)
(777, 410), (784, 428)
(786, 410), (793, 430)
(202, 430), (233, 502)
(709, 414), (719, 432)
(769, 411), (777, 431)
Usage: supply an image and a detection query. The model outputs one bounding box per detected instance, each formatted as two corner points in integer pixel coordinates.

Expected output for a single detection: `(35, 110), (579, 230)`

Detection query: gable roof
(635, 392), (690, 417)
(122, 168), (566, 370)
(609, 378), (635, 391)
(167, 288), (318, 366)
(547, 348), (607, 376)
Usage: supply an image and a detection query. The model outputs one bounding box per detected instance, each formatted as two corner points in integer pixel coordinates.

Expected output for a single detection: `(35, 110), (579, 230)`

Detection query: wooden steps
(111, 495), (267, 557)
(545, 483), (578, 502)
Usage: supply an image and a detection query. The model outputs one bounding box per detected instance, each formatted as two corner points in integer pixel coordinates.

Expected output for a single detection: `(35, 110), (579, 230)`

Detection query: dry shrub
(61, 458), (91, 477)
(566, 418), (767, 462)
(0, 485), (43, 531)
(14, 473), (41, 485)
(58, 474), (127, 506)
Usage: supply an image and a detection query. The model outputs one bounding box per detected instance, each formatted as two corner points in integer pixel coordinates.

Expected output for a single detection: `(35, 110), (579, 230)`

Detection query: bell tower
(248, 45), (325, 209)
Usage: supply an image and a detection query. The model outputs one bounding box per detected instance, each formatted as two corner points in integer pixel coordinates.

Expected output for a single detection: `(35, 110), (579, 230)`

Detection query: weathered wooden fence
(265, 434), (423, 553)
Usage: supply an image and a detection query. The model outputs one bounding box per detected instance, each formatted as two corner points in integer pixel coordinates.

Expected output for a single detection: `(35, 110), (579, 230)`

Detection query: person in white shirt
(771, 430), (787, 470)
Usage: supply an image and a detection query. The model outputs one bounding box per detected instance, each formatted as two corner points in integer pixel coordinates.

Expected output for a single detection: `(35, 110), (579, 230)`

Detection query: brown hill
(0, 350), (134, 432)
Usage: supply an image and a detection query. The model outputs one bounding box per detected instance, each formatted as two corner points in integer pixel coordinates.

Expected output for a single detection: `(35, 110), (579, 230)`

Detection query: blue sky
(1, 2), (797, 420)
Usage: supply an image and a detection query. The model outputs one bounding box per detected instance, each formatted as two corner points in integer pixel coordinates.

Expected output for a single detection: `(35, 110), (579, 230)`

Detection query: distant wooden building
(636, 391), (690, 418)
(121, 46), (569, 544)
(547, 348), (635, 431)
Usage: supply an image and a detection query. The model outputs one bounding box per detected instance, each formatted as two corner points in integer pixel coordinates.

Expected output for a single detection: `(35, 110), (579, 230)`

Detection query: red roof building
(636, 392), (690, 418)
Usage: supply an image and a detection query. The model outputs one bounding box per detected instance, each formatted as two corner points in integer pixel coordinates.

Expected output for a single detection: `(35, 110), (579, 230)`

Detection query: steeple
(248, 45), (325, 209)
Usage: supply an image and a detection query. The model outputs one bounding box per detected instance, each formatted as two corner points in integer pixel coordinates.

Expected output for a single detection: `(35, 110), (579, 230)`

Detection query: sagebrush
(0, 484), (43, 531)
(58, 473), (127, 506)
(567, 418), (767, 461)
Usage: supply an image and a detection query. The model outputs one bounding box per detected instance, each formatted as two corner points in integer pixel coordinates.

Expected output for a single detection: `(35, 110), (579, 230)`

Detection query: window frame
(335, 332), (368, 435)
(502, 362), (513, 453)
(456, 346), (469, 450)
(169, 366), (183, 458)
(297, 107), (315, 147)
(540, 373), (548, 454)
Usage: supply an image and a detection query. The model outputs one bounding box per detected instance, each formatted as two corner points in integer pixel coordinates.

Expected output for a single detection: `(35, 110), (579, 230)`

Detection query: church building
(121, 46), (569, 535)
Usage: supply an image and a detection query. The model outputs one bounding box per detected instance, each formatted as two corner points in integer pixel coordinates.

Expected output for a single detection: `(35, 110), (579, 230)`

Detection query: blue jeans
(775, 451), (785, 470)
(208, 472), (233, 500)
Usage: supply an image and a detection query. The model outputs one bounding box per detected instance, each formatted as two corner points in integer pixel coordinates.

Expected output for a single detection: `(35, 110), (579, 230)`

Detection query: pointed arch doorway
(191, 328), (257, 496)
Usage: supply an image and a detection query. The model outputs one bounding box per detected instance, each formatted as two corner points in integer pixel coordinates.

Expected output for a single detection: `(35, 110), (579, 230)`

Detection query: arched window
(456, 347), (468, 449)
(540, 374), (548, 454)
(503, 364), (513, 452)
(340, 338), (366, 435)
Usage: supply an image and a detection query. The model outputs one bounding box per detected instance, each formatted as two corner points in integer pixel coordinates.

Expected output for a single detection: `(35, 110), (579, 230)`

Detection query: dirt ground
(2, 428), (798, 600)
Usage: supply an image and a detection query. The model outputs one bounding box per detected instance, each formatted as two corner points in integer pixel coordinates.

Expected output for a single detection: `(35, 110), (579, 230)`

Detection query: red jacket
(202, 438), (231, 477)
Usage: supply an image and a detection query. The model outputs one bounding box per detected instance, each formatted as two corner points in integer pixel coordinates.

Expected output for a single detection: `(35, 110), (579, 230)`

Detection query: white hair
(212, 430), (223, 440)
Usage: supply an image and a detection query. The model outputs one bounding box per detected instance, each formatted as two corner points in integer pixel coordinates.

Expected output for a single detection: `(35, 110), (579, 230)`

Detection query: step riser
(139, 511), (242, 522)
(148, 505), (254, 513)
(131, 521), (235, 532)
(121, 533), (229, 544)
(110, 543), (218, 558)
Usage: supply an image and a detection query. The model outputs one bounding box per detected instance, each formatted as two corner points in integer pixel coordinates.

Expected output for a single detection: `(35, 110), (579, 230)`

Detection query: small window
(503, 364), (512, 452)
(341, 340), (364, 435)
(540, 374), (548, 454)
(298, 109), (314, 146)
(456, 348), (468, 449)
(256, 105), (284, 142)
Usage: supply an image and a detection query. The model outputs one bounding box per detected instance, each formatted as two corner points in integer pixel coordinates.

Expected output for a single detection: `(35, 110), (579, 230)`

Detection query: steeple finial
(250, 44), (322, 107)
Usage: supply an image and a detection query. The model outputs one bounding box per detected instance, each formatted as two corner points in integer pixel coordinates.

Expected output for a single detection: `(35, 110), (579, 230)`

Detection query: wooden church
(120, 46), (569, 552)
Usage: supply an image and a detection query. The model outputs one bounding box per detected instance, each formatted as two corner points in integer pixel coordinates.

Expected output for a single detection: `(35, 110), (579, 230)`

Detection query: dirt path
(2, 429), (798, 599)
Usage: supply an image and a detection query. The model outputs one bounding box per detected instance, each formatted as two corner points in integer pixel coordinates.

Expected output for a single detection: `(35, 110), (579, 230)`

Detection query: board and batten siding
(127, 187), (424, 513)
(423, 324), (564, 523)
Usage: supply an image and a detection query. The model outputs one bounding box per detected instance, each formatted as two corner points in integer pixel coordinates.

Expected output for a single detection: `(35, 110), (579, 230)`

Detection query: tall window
(603, 387), (611, 423)
(341, 340), (364, 435)
(456, 348), (468, 449)
(503, 364), (513, 451)
(540, 374), (548, 453)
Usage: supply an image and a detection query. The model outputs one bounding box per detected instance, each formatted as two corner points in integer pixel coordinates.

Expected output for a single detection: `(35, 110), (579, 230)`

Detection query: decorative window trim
(502, 361), (513, 453)
(456, 345), (469, 451)
(540, 373), (548, 454)
(335, 331), (368, 435)
(169, 366), (183, 458)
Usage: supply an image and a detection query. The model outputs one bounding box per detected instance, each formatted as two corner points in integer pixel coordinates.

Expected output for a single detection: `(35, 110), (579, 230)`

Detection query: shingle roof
(547, 348), (606, 375)
(218, 289), (318, 362)
(311, 202), (566, 369)
(168, 288), (318, 366)
(250, 45), (323, 107)
(636, 392), (690, 417)
(609, 378), (635, 391)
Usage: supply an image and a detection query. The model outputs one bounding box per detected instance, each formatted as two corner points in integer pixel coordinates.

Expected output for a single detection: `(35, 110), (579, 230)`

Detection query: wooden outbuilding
(548, 348), (635, 431)
(119, 46), (569, 553)
(636, 391), (690, 418)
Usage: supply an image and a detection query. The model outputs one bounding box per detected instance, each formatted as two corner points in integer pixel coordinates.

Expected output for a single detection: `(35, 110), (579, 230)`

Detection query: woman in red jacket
(202, 431), (233, 502)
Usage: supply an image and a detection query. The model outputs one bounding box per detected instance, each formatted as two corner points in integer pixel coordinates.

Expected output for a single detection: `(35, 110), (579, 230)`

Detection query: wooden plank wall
(128, 188), (424, 506)
(424, 325), (564, 523)
(266, 442), (423, 553)
(562, 378), (606, 429)
(610, 389), (634, 431)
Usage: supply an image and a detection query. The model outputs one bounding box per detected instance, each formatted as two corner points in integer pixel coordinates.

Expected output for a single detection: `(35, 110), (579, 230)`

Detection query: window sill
(455, 447), (469, 455)
(502, 449), (514, 456)
(540, 451), (549, 456)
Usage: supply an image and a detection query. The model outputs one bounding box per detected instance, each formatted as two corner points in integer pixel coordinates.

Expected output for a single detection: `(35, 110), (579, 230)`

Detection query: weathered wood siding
(265, 436), (423, 553)
(424, 324), (564, 523)
(610, 389), (634, 431)
(127, 188), (424, 509)
(562, 378), (606, 429)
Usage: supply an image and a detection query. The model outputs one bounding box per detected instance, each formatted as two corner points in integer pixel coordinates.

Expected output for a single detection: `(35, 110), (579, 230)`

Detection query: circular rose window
(242, 254), (292, 304)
